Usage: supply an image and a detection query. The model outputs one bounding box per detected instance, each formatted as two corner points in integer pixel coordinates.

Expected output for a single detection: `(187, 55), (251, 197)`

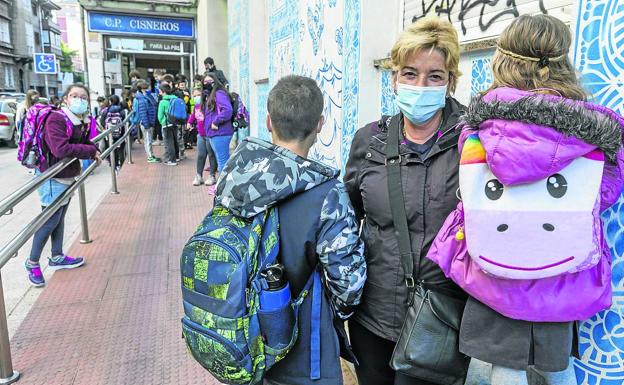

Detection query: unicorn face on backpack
(459, 134), (604, 280)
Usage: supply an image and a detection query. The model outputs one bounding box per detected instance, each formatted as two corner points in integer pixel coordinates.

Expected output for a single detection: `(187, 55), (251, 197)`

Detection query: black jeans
(349, 320), (439, 385)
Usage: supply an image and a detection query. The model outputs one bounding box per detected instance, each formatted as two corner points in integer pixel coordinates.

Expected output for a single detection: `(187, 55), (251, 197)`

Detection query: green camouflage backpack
(180, 205), (317, 384)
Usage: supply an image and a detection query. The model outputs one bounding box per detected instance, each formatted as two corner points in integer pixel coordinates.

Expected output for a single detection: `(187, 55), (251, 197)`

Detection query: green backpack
(180, 205), (318, 384)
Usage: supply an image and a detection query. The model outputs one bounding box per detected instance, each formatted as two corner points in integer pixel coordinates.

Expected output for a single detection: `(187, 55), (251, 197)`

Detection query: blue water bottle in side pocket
(260, 264), (291, 311)
(258, 264), (295, 350)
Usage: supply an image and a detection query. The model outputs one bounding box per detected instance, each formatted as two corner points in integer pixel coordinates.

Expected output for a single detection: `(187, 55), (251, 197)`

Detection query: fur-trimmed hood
(459, 87), (624, 187)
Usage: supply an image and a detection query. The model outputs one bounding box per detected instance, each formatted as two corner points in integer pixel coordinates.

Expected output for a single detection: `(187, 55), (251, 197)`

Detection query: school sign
(87, 12), (194, 38)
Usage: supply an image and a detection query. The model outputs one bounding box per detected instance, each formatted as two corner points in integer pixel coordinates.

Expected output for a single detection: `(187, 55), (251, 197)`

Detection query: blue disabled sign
(33, 53), (57, 74)
(88, 12), (194, 38)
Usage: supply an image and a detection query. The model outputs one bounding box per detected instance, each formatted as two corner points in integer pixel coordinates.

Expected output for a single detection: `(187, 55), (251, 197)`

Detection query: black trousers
(349, 320), (439, 385)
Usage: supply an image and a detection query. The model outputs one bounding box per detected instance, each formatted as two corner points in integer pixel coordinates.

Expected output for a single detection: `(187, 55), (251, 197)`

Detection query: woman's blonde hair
(387, 17), (461, 94)
(489, 14), (586, 100)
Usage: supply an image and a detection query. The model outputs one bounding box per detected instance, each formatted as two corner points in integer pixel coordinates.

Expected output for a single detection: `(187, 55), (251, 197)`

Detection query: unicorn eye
(547, 174), (568, 198)
(485, 179), (504, 200)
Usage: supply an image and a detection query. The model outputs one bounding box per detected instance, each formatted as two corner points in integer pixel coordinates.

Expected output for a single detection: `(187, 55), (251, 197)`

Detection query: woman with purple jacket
(24, 84), (101, 287)
(187, 72), (233, 194)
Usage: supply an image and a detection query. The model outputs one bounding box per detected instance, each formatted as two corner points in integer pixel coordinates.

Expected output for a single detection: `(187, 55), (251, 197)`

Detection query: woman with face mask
(344, 17), (467, 385)
(186, 73), (232, 192)
(23, 84), (101, 288)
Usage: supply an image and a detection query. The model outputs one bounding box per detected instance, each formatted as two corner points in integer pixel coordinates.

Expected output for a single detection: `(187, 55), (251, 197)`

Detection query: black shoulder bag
(385, 116), (469, 385)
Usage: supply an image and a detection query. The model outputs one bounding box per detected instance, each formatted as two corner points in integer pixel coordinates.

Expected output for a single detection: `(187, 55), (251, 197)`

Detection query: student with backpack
(187, 86), (218, 187)
(187, 72), (233, 194)
(157, 84), (186, 166)
(131, 80), (160, 163)
(180, 75), (366, 385)
(99, 94), (127, 172)
(230, 91), (250, 145)
(22, 83), (101, 287)
(426, 15), (624, 385)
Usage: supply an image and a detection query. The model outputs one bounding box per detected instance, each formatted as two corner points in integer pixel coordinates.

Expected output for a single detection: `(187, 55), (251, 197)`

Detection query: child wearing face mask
(23, 83), (101, 288)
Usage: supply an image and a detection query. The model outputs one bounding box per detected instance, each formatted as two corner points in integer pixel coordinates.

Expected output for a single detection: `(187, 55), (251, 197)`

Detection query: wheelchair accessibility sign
(33, 53), (57, 74)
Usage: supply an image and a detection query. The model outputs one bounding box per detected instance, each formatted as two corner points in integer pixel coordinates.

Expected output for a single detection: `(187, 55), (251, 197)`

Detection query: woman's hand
(186, 123), (192, 131)
(211, 123), (218, 130)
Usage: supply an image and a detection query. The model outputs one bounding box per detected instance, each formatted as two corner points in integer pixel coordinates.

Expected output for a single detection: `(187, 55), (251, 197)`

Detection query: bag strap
(385, 116), (420, 296)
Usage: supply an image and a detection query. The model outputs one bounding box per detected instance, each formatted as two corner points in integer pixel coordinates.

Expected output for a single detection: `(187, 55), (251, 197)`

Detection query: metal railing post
(109, 132), (119, 195)
(126, 128), (133, 164)
(78, 184), (92, 244)
(0, 272), (20, 384)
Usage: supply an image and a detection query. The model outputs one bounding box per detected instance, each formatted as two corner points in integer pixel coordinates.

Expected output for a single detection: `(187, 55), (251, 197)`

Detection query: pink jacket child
(426, 87), (624, 322)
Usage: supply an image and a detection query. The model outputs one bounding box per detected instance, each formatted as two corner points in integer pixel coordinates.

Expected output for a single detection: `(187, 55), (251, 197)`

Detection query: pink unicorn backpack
(459, 133), (604, 279)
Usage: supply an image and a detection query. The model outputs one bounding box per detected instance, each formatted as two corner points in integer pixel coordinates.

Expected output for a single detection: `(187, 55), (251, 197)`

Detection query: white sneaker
(204, 175), (216, 186)
(165, 161), (178, 166)
(193, 175), (204, 186)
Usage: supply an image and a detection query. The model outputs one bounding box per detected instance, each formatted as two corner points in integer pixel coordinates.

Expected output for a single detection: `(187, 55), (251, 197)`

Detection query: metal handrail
(0, 110), (134, 384)
(0, 112), (134, 218)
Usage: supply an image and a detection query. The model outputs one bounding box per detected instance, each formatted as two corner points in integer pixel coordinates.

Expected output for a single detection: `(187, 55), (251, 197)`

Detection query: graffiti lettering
(410, 0), (548, 35)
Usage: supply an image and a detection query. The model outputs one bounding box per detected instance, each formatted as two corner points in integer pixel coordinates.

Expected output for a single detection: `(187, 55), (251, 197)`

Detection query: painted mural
(573, 1), (624, 384)
(470, 55), (493, 96)
(380, 69), (399, 117)
(265, 0), (360, 169)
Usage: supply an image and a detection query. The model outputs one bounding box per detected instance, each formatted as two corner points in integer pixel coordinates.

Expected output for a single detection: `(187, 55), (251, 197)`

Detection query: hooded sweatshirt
(215, 137), (367, 384)
(427, 87), (624, 322)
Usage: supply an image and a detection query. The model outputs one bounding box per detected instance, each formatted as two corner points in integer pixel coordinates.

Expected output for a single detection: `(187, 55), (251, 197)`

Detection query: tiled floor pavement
(8, 145), (358, 385)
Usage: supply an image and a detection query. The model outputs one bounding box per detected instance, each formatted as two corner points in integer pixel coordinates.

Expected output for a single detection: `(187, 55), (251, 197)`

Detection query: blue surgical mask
(396, 83), (447, 125)
(68, 97), (88, 115)
(194, 96), (201, 104)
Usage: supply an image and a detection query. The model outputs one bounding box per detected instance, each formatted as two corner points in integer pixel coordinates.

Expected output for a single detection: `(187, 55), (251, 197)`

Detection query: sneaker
(207, 184), (217, 195)
(204, 175), (217, 186)
(48, 255), (85, 270)
(147, 156), (160, 163)
(193, 175), (204, 186)
(24, 261), (45, 287)
(165, 161), (178, 166)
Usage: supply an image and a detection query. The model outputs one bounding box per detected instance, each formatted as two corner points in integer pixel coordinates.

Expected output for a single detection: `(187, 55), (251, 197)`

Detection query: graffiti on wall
(573, 1), (624, 383)
(408, 0), (549, 35)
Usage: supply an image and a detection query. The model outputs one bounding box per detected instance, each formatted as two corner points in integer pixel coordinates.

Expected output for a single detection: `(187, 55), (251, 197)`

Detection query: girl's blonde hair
(387, 17), (461, 94)
(489, 14), (586, 100)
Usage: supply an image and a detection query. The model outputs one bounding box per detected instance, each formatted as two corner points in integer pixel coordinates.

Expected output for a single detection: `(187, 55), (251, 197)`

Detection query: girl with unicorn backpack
(426, 15), (624, 385)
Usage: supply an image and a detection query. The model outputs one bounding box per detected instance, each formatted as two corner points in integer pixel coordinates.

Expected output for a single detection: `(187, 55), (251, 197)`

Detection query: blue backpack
(180, 206), (322, 384)
(167, 97), (187, 125)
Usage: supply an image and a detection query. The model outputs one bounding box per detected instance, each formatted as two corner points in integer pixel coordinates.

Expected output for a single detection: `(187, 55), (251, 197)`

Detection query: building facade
(79, 0), (202, 99)
(227, 1), (624, 384)
(10, 0), (63, 96)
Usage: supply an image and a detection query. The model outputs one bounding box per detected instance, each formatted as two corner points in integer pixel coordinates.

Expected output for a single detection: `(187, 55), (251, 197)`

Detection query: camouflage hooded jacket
(215, 137), (367, 318)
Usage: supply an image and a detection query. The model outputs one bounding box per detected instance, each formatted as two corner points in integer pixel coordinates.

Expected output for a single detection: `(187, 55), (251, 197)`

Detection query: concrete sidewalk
(5, 145), (358, 385)
(0, 145), (117, 338)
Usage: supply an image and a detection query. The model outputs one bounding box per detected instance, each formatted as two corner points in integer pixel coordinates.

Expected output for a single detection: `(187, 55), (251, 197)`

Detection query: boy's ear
(266, 113), (272, 132)
(317, 115), (325, 133)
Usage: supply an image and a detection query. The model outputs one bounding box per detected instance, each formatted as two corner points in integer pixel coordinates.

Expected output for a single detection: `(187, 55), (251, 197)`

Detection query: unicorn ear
(460, 134), (487, 165)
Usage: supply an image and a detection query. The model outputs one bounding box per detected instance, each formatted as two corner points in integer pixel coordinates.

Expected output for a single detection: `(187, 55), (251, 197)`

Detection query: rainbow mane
(460, 134), (486, 165)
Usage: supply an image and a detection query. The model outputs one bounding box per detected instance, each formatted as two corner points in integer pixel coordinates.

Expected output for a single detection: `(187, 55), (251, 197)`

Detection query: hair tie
(496, 46), (567, 68)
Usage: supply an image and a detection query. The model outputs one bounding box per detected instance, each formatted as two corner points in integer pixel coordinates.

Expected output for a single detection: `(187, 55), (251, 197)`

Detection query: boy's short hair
(135, 80), (150, 90)
(129, 70), (141, 79)
(163, 74), (175, 83)
(267, 75), (323, 142)
(161, 84), (173, 94)
(154, 69), (166, 77)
